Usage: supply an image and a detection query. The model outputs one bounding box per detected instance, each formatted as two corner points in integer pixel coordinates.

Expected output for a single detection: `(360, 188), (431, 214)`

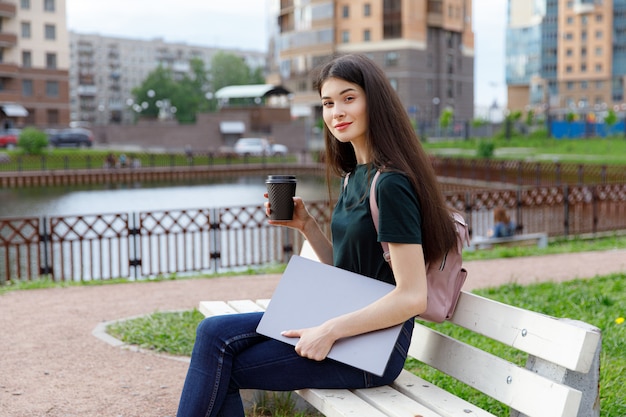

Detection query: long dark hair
(313, 53), (457, 263)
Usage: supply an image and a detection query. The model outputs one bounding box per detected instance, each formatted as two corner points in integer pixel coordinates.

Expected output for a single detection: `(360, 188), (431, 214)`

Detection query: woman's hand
(281, 324), (337, 361)
(264, 194), (311, 233)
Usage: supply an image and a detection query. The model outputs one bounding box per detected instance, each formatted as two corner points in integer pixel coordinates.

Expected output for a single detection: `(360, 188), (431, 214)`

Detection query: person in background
(176, 53), (458, 417)
(491, 207), (516, 238)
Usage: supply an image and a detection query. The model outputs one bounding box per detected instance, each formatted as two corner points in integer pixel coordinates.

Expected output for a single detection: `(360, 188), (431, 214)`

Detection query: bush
(17, 127), (48, 154)
(477, 140), (496, 158)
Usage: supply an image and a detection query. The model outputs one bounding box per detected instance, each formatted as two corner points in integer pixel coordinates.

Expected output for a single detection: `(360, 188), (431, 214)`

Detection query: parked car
(270, 143), (288, 156)
(234, 137), (270, 156)
(0, 128), (20, 149)
(48, 128), (94, 148)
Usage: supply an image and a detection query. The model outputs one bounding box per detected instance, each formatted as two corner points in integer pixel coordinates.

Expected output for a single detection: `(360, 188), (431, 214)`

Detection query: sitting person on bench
(176, 54), (459, 417)
(490, 207), (516, 238)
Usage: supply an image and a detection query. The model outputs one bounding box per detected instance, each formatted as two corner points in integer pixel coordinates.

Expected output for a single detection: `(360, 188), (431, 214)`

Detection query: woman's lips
(334, 122), (351, 131)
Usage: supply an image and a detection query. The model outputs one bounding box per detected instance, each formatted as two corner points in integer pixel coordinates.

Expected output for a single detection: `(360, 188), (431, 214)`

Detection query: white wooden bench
(199, 246), (601, 417)
(468, 232), (549, 251)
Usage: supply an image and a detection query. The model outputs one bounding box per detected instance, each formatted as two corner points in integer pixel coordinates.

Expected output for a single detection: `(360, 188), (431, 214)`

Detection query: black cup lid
(266, 175), (297, 182)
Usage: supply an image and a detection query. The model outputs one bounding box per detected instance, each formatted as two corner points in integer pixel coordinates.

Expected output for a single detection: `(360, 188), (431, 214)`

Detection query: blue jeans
(176, 312), (414, 417)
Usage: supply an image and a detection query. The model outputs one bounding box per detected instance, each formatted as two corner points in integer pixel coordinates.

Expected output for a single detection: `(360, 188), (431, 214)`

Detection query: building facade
(274, 0), (475, 124)
(507, 0), (625, 119)
(69, 32), (267, 126)
(0, 0), (70, 129)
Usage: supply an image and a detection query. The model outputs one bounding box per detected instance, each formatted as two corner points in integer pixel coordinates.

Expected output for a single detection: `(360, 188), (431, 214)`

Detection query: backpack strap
(368, 170), (391, 263)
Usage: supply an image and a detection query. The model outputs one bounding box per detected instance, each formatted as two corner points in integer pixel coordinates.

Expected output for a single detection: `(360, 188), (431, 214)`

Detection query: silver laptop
(256, 254), (403, 376)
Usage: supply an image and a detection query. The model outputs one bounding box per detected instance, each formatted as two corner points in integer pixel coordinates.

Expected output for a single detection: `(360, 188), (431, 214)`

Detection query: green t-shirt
(331, 164), (422, 285)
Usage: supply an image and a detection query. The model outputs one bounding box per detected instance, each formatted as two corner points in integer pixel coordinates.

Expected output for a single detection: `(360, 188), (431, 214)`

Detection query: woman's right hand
(264, 194), (311, 233)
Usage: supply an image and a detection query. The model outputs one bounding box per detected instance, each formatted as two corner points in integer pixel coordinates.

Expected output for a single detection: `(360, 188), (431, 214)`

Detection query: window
(20, 0), (30, 9)
(363, 29), (371, 42)
(46, 81), (59, 97)
(384, 51), (398, 66)
(567, 16), (573, 24)
(47, 109), (59, 125)
(581, 30), (587, 41)
(596, 80), (604, 89)
(46, 53), (57, 69)
(596, 63), (602, 72)
(342, 5), (349, 18)
(22, 51), (32, 67)
(566, 65), (573, 73)
(581, 63), (587, 72)
(567, 81), (574, 90)
(364, 3), (371, 16)
(341, 30), (349, 43)
(21, 22), (31, 38)
(566, 48), (573, 57)
(596, 46), (603, 56)
(596, 30), (603, 39)
(44, 0), (55, 12)
(581, 81), (588, 89)
(564, 32), (573, 40)
(22, 79), (33, 97)
(45, 24), (56, 40)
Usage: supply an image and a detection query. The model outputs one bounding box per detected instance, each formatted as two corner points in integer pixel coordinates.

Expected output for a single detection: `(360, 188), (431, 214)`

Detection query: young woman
(176, 54), (458, 417)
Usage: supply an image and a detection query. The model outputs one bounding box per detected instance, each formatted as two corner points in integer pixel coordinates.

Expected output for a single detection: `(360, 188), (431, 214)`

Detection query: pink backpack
(345, 170), (470, 322)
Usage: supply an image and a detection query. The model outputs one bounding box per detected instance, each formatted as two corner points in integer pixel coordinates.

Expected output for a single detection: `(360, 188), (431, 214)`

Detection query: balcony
(77, 85), (98, 96)
(0, 62), (18, 76)
(0, 2), (16, 18)
(0, 32), (17, 48)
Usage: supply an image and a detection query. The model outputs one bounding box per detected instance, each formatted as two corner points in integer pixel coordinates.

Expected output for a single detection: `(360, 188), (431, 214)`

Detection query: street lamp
(432, 97), (440, 125)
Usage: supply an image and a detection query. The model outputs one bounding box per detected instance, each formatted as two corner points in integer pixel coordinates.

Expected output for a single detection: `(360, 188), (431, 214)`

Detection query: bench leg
(511, 320), (601, 417)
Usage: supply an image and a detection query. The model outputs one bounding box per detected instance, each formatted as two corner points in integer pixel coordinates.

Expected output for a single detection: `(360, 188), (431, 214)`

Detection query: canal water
(0, 175), (329, 218)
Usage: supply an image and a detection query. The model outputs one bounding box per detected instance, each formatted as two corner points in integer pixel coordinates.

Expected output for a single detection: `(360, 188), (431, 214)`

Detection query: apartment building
(0, 0), (69, 128)
(275, 0), (474, 123)
(69, 32), (267, 125)
(507, 0), (624, 117)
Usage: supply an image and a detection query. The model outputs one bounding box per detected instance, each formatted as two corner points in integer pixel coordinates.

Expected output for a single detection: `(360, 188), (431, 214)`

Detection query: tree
(131, 66), (179, 119)
(439, 108), (454, 129)
(209, 51), (265, 93)
(131, 54), (264, 122)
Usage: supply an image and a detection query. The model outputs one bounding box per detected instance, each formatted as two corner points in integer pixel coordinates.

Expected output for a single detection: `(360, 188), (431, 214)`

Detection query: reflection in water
(0, 175), (328, 218)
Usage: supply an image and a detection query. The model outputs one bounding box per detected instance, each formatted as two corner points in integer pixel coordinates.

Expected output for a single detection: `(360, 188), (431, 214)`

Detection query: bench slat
(409, 324), (582, 417)
(295, 388), (391, 417)
(392, 370), (496, 417)
(448, 291), (601, 373)
(354, 385), (445, 417)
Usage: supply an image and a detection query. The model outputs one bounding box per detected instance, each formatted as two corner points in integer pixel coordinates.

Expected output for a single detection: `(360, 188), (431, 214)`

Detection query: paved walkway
(1, 249), (625, 417)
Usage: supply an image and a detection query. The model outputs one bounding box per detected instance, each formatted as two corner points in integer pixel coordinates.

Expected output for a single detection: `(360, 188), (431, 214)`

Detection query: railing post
(563, 185), (570, 237)
(601, 165), (607, 184)
(39, 216), (52, 276)
(555, 162), (561, 186)
(578, 164), (584, 185)
(209, 207), (221, 274)
(128, 212), (141, 280)
(535, 162), (541, 187)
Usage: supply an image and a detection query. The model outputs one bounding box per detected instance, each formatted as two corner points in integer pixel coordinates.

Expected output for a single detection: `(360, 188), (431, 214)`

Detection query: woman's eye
(345, 96), (355, 102)
(322, 101), (333, 107)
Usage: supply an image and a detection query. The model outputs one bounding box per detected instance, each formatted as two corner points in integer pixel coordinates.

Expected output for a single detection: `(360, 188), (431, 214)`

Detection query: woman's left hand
(281, 325), (336, 361)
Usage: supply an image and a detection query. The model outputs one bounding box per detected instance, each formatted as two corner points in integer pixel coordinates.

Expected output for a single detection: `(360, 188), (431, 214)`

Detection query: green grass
(0, 148), (295, 171)
(423, 136), (626, 165)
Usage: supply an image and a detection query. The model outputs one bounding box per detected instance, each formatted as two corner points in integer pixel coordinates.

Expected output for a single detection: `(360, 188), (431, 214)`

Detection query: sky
(66, 0), (508, 111)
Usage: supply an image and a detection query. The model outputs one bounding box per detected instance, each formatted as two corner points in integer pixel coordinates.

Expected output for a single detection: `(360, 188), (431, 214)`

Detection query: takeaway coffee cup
(266, 175), (297, 220)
